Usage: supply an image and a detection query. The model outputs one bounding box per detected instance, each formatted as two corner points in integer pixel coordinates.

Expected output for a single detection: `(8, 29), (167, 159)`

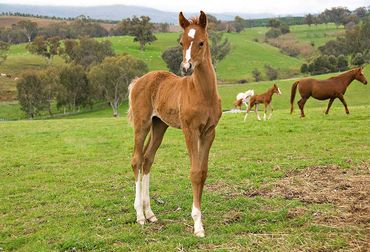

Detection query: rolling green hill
(0, 23), (349, 103)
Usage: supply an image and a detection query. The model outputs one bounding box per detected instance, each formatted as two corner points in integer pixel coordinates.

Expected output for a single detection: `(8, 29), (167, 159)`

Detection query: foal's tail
(290, 81), (299, 114)
(127, 78), (138, 126)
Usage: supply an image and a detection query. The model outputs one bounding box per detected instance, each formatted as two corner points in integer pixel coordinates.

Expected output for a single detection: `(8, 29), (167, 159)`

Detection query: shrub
(337, 55), (349, 71)
(265, 65), (278, 80)
(351, 52), (365, 66)
(300, 63), (309, 73)
(252, 68), (262, 82)
(265, 28), (282, 39)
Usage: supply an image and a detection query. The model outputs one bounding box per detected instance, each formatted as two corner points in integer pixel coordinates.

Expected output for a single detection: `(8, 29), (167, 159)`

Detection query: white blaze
(278, 88), (282, 94)
(188, 28), (196, 38)
(185, 41), (193, 63)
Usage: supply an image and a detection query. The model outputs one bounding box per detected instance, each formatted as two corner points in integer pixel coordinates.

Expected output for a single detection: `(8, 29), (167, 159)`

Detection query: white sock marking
(192, 204), (204, 236)
(134, 171), (145, 224)
(142, 173), (156, 220)
(188, 28), (196, 38)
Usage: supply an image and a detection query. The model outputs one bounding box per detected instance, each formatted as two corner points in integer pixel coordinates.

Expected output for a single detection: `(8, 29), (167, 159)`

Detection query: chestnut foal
(128, 11), (222, 237)
(244, 84), (281, 121)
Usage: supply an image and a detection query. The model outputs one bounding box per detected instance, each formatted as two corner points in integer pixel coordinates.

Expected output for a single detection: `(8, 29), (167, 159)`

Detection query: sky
(0, 0), (369, 15)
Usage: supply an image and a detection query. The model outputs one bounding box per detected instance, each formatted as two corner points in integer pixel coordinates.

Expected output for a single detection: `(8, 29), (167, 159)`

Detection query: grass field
(1, 65), (369, 251)
(289, 23), (344, 48)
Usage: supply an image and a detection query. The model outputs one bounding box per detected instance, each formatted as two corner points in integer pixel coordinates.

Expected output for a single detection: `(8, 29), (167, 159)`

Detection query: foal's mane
(189, 17), (200, 25)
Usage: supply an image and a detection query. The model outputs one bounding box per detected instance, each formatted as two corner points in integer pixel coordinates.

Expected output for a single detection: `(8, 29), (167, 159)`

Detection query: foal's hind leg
(325, 98), (335, 115)
(338, 95), (350, 114)
(298, 97), (308, 117)
(131, 119), (151, 225)
(142, 117), (168, 222)
(268, 104), (274, 120)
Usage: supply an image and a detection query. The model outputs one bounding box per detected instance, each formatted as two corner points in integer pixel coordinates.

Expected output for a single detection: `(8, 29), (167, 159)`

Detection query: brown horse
(128, 11), (222, 237)
(291, 67), (368, 117)
(244, 84), (281, 121)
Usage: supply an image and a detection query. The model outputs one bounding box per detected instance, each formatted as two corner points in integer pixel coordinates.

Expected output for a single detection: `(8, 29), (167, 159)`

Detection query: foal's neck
(191, 48), (217, 99)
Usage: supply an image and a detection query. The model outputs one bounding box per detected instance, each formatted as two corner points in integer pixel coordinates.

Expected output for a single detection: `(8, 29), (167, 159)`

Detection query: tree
(351, 52), (365, 66)
(252, 68), (262, 82)
(88, 55), (148, 117)
(337, 55), (349, 71)
(16, 71), (49, 118)
(209, 31), (231, 68)
(268, 19), (281, 28)
(305, 14), (314, 26)
(26, 35), (61, 64)
(0, 41), (10, 65)
(58, 64), (92, 112)
(61, 37), (115, 69)
(162, 46), (182, 76)
(17, 20), (38, 42)
(234, 16), (246, 33)
(300, 63), (309, 73)
(129, 16), (157, 51)
(38, 67), (59, 115)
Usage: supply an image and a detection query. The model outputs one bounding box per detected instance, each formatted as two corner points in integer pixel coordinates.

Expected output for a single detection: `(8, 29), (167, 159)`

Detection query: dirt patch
(246, 164), (370, 226)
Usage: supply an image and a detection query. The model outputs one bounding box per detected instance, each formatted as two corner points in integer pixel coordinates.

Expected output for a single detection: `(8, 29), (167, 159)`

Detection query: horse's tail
(127, 77), (138, 126)
(290, 81), (299, 114)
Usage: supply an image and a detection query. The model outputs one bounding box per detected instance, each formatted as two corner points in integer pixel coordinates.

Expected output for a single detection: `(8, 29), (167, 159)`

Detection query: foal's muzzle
(364, 80), (368, 85)
(181, 62), (193, 76)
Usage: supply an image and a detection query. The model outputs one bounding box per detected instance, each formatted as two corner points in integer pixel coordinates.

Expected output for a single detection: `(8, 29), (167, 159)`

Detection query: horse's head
(273, 84), (282, 95)
(179, 11), (209, 76)
(354, 66), (368, 85)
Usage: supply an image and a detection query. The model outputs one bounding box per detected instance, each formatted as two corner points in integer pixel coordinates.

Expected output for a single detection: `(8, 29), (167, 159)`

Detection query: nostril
(189, 63), (192, 69)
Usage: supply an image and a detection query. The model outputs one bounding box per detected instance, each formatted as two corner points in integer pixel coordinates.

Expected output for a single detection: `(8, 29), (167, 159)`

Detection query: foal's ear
(199, 11), (208, 29)
(179, 12), (190, 29)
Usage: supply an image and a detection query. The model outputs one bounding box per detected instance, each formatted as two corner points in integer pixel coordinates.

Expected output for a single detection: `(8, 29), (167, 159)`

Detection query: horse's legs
(263, 103), (268, 121)
(325, 98), (335, 114)
(183, 127), (210, 237)
(244, 103), (253, 121)
(298, 97), (308, 117)
(268, 104), (274, 120)
(338, 95), (349, 114)
(131, 119), (151, 225)
(142, 117), (168, 222)
(255, 104), (261, 120)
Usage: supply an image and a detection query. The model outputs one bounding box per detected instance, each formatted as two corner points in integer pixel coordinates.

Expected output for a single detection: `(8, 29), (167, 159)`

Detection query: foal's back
(129, 71), (186, 129)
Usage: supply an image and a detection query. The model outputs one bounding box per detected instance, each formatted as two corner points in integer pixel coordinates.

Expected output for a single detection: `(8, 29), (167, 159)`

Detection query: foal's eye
(199, 42), (204, 47)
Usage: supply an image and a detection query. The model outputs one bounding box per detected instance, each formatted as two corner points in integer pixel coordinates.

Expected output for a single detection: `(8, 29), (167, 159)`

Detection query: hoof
(137, 218), (145, 226)
(146, 215), (158, 223)
(194, 230), (205, 237)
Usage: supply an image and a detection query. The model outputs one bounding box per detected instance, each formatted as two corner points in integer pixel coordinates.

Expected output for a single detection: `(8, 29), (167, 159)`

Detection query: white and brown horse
(128, 11), (222, 237)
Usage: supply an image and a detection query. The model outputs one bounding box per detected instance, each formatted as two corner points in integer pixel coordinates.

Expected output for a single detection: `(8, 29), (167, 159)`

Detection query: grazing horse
(244, 84), (281, 121)
(234, 90), (254, 110)
(290, 67), (368, 117)
(128, 11), (222, 237)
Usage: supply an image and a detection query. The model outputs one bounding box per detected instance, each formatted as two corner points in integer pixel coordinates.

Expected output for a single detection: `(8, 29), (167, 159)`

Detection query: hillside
(0, 23), (345, 102)
(0, 15), (116, 30)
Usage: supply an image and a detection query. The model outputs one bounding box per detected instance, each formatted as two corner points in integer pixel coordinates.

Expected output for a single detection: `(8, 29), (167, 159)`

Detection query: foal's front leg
(183, 127), (213, 237)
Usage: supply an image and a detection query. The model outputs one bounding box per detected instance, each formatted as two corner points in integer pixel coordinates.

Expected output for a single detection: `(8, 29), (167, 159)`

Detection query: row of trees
(304, 6), (370, 27)
(0, 16), (108, 44)
(300, 55), (349, 75)
(17, 54), (147, 118)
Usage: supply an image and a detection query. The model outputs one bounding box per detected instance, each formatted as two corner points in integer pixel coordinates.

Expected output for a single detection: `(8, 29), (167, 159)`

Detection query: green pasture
(289, 23), (344, 48)
(1, 65), (369, 251)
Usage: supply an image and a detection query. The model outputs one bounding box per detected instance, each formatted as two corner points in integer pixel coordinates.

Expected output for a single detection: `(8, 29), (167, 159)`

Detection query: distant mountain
(0, 4), (297, 23)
